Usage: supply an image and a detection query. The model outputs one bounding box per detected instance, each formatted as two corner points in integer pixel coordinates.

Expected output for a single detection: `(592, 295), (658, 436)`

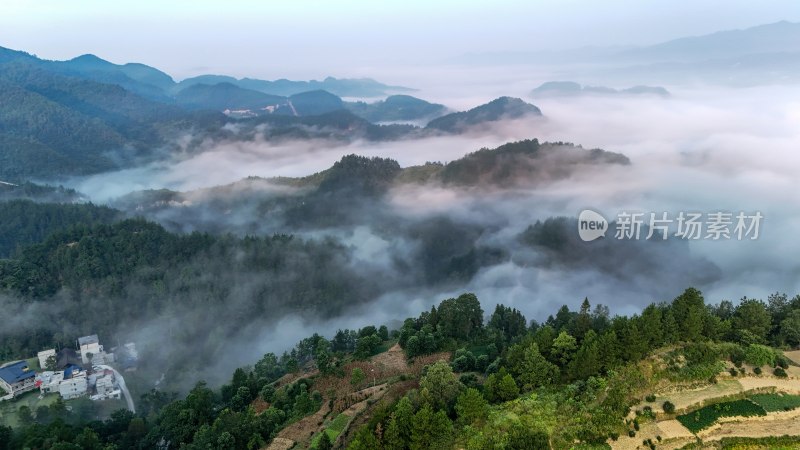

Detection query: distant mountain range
(0, 45), (542, 181)
(453, 21), (800, 87)
(530, 81), (669, 98)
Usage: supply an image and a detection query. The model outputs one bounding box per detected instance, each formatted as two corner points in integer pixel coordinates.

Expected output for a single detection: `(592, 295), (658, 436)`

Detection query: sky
(1, 0), (799, 80)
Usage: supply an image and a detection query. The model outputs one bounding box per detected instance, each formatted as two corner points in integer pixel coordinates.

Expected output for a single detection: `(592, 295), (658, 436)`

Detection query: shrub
(628, 430), (636, 437)
(754, 367), (762, 375)
(776, 356), (790, 369)
(663, 401), (676, 414)
(729, 368), (738, 376)
(745, 344), (776, 367)
(774, 367), (788, 378)
(645, 394), (656, 402)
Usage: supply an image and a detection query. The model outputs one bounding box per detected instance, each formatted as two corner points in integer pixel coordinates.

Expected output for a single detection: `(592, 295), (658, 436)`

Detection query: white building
(37, 349), (56, 369)
(59, 373), (88, 400)
(36, 367), (88, 400)
(78, 335), (103, 365)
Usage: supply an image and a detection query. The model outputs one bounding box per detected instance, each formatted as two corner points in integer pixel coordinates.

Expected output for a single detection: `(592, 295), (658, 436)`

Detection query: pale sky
(1, 0), (799, 80)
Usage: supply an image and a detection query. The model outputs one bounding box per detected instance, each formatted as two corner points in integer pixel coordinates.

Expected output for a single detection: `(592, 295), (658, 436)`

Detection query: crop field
(676, 399), (767, 433)
(748, 393), (800, 412)
(310, 413), (350, 449)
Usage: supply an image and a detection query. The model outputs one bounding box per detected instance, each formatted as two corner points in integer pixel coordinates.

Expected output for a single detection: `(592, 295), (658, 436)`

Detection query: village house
(0, 361), (36, 398)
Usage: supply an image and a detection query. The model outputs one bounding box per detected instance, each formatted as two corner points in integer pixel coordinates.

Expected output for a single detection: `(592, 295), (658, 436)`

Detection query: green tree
(455, 388), (488, 425)
(514, 343), (559, 390)
(732, 298), (772, 344)
(671, 287), (706, 341)
(350, 367), (366, 388)
(410, 405), (453, 450)
(484, 371), (519, 403)
(420, 361), (463, 412)
(569, 330), (601, 380)
(780, 309), (800, 347)
(551, 331), (577, 366)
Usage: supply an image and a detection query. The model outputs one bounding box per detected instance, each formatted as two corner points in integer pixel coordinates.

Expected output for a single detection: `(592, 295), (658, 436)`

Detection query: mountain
(531, 81), (670, 98)
(176, 74), (412, 97)
(345, 95), (448, 123)
(425, 97), (542, 133)
(283, 89), (344, 116)
(0, 60), (209, 180)
(617, 21), (800, 63)
(175, 82), (286, 112)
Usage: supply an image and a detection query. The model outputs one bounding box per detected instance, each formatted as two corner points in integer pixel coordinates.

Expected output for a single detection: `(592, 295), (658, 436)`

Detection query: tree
(385, 396), (414, 450)
(420, 361), (463, 412)
(484, 371), (519, 403)
(732, 298), (771, 344)
(435, 293), (484, 341)
(350, 368), (366, 388)
(455, 388), (488, 425)
(354, 334), (382, 359)
(488, 304), (527, 344)
(514, 344), (559, 390)
(663, 401), (676, 414)
(573, 298), (592, 341)
(780, 310), (800, 347)
(314, 338), (333, 374)
(411, 405), (453, 450)
(671, 288), (706, 341)
(551, 331), (577, 366)
(507, 425), (550, 450)
(569, 330), (601, 380)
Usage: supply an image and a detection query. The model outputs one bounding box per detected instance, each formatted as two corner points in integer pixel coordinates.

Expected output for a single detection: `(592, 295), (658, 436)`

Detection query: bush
(776, 356), (790, 369)
(663, 401), (676, 414)
(745, 344), (776, 367)
(754, 367), (762, 375)
(729, 368), (738, 376)
(645, 394), (656, 402)
(628, 430), (636, 437)
(774, 367), (788, 378)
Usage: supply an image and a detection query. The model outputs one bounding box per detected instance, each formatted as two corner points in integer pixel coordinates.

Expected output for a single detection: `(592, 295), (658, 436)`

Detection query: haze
(1, 0), (799, 80)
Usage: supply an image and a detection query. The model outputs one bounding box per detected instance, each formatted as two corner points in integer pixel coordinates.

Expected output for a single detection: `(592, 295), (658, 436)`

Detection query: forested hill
(1, 286), (799, 449)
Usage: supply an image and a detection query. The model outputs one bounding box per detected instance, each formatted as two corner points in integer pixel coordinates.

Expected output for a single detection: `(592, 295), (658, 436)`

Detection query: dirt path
(699, 408), (800, 441)
(738, 376), (800, 393)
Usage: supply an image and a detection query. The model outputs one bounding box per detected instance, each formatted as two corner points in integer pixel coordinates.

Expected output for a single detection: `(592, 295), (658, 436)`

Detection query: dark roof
(56, 349), (82, 370)
(0, 361), (35, 384)
(78, 335), (99, 346)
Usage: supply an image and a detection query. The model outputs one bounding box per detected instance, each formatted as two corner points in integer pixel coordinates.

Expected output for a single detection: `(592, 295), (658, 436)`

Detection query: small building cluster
(0, 334), (137, 403)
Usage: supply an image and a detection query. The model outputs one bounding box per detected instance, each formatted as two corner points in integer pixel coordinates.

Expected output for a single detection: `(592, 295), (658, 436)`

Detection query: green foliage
(663, 401), (676, 414)
(484, 371), (520, 403)
(455, 388), (489, 425)
(749, 393), (800, 412)
(744, 344), (777, 367)
(676, 400), (766, 433)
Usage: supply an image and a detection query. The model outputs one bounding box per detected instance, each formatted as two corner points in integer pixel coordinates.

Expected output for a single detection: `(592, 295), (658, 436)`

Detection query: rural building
(36, 365), (88, 400)
(0, 361), (36, 398)
(78, 335), (103, 365)
(37, 349), (56, 369)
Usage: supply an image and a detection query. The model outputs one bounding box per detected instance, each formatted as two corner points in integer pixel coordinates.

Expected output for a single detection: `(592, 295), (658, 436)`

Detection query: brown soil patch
(264, 437), (294, 450)
(700, 408), (800, 441)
